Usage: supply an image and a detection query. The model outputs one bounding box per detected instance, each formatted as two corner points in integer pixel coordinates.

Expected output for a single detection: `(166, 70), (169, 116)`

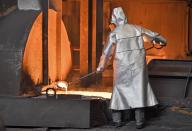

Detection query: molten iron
(57, 81), (68, 93)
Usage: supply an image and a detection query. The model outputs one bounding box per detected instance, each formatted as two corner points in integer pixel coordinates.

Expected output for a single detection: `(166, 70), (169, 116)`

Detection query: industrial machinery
(0, 0), (192, 130)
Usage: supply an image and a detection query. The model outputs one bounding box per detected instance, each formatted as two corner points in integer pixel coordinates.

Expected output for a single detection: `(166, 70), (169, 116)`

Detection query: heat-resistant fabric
(98, 7), (166, 110)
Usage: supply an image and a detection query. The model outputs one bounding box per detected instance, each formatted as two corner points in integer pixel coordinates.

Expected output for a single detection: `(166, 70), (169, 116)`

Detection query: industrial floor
(5, 106), (192, 131)
(4, 78), (192, 131)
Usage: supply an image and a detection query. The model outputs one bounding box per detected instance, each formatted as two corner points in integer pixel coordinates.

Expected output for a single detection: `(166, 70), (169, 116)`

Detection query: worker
(96, 7), (167, 129)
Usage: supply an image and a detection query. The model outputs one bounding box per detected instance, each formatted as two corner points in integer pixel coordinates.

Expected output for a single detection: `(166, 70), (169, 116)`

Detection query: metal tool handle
(183, 66), (192, 98)
(68, 71), (97, 85)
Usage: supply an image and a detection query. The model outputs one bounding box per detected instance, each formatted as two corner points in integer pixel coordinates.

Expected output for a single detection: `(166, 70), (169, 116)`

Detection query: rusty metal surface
(0, 10), (39, 95)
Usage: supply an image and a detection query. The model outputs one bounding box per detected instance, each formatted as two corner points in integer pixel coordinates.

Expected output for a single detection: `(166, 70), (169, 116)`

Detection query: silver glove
(96, 67), (104, 73)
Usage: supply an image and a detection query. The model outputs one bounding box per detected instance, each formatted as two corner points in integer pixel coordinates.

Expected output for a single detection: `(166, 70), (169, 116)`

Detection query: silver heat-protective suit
(97, 7), (167, 110)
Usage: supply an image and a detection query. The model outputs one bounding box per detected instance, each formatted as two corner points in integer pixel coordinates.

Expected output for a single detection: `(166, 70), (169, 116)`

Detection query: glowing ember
(41, 82), (112, 99)
(46, 88), (56, 95)
(57, 81), (68, 89)
(63, 91), (112, 99)
(41, 90), (112, 99)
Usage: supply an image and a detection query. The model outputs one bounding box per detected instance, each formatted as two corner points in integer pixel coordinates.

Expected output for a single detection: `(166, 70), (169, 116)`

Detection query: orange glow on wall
(110, 0), (191, 61)
(22, 9), (72, 89)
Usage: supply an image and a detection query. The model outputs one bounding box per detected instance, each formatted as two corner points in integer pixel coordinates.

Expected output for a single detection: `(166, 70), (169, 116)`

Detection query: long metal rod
(68, 71), (96, 85)
(183, 66), (192, 98)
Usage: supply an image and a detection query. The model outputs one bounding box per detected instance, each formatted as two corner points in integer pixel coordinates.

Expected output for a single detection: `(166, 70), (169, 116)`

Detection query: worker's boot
(111, 110), (124, 128)
(135, 108), (145, 129)
(122, 109), (132, 123)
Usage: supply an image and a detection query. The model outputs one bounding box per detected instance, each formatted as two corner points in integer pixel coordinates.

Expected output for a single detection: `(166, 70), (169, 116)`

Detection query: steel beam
(42, 0), (49, 85)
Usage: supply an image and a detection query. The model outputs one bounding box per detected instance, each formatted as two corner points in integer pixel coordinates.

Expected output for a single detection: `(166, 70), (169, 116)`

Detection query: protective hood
(111, 7), (127, 26)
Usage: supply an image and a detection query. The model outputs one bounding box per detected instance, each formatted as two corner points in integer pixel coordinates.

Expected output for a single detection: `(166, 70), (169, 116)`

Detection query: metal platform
(0, 95), (108, 128)
(148, 59), (192, 105)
